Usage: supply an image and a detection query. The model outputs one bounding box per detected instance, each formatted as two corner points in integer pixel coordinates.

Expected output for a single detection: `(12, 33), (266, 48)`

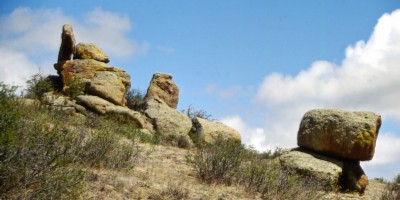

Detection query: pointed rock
(57, 24), (75, 62)
(144, 73), (179, 109)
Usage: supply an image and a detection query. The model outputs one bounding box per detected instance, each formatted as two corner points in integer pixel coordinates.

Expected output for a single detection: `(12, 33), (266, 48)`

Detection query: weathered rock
(54, 59), (130, 106)
(41, 92), (86, 115)
(57, 24), (75, 62)
(144, 97), (191, 137)
(87, 71), (127, 106)
(74, 43), (110, 63)
(144, 73), (179, 109)
(192, 117), (241, 144)
(76, 95), (114, 114)
(76, 95), (152, 131)
(297, 109), (381, 161)
(341, 161), (369, 194)
(279, 148), (368, 194)
(279, 148), (343, 191)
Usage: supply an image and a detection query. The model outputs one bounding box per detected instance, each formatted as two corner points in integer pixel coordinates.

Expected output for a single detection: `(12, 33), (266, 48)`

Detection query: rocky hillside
(0, 24), (398, 199)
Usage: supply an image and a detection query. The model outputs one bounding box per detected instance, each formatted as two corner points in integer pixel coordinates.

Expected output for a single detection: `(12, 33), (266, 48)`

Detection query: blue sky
(1, 0), (399, 180)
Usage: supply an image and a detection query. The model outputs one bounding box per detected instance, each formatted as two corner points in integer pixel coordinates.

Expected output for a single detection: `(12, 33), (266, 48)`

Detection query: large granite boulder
(297, 109), (381, 161)
(279, 148), (368, 194)
(74, 43), (110, 63)
(192, 117), (241, 144)
(144, 73), (179, 109)
(54, 59), (130, 106)
(57, 24), (75, 62)
(86, 71), (127, 106)
(144, 97), (191, 137)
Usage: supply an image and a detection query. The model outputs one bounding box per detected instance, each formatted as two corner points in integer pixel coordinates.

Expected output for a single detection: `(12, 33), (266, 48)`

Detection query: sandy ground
(83, 143), (390, 200)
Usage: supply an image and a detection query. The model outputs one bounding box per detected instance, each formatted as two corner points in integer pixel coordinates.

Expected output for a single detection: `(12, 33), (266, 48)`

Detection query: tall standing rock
(144, 73), (179, 109)
(57, 24), (75, 62)
(297, 109), (381, 161)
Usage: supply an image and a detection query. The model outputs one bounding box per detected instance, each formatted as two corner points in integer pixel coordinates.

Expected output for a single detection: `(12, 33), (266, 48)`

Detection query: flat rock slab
(297, 109), (381, 161)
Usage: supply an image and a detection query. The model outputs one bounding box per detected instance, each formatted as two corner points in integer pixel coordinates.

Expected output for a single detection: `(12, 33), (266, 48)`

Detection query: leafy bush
(237, 157), (324, 200)
(186, 135), (245, 183)
(63, 77), (85, 99)
(25, 73), (55, 99)
(0, 87), (85, 199)
(0, 82), (144, 198)
(126, 89), (146, 111)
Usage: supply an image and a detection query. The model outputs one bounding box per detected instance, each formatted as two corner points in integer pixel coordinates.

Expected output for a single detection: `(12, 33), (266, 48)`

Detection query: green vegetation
(381, 174), (400, 200)
(187, 136), (325, 199)
(63, 77), (86, 99)
(25, 73), (55, 99)
(0, 82), (144, 199)
(125, 89), (146, 111)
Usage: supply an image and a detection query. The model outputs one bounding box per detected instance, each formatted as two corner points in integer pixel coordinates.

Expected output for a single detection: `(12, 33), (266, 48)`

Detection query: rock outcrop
(74, 43), (110, 63)
(41, 91), (86, 115)
(57, 24), (75, 62)
(298, 109), (381, 161)
(279, 148), (368, 193)
(279, 108), (381, 194)
(192, 117), (241, 144)
(280, 149), (343, 190)
(54, 59), (130, 106)
(144, 97), (191, 137)
(76, 95), (152, 132)
(144, 73), (179, 109)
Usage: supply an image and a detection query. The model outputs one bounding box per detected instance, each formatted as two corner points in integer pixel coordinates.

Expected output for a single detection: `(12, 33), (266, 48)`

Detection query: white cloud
(220, 115), (268, 151)
(238, 9), (400, 179)
(0, 7), (148, 88)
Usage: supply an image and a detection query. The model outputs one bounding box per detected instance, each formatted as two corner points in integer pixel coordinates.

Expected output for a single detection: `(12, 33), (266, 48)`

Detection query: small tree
(25, 73), (54, 99)
(125, 89), (146, 111)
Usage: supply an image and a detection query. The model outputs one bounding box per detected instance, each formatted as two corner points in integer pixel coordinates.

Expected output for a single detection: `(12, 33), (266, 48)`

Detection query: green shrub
(126, 89), (146, 111)
(0, 93), (85, 199)
(0, 82), (144, 198)
(78, 116), (142, 170)
(25, 73), (55, 99)
(237, 157), (323, 200)
(187, 135), (245, 183)
(63, 77), (85, 99)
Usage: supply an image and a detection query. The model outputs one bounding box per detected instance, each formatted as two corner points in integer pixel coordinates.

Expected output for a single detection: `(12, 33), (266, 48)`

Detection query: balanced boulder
(74, 43), (110, 63)
(192, 117), (241, 144)
(144, 73), (179, 109)
(297, 109), (381, 161)
(57, 24), (75, 62)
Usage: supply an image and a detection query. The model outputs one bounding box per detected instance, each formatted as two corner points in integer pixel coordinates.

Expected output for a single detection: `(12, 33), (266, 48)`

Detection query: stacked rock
(280, 109), (381, 194)
(54, 24), (130, 106)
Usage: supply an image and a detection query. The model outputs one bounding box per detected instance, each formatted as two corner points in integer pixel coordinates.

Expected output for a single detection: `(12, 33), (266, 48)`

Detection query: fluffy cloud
(0, 7), (148, 88)
(233, 9), (400, 179)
